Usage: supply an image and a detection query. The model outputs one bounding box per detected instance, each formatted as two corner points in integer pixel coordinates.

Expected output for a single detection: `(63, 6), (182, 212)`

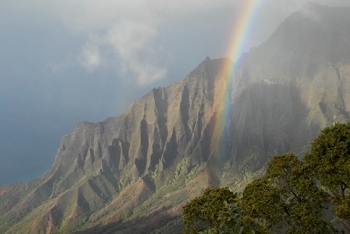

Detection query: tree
(242, 153), (334, 233)
(304, 123), (350, 231)
(182, 187), (237, 233)
(183, 123), (350, 233)
(182, 187), (268, 234)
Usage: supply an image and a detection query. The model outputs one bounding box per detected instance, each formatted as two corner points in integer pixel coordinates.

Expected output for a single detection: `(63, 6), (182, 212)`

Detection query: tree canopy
(243, 153), (333, 233)
(182, 187), (268, 234)
(182, 123), (350, 233)
(304, 123), (350, 231)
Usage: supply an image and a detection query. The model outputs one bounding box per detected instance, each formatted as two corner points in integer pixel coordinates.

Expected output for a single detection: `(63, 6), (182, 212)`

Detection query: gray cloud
(4, 0), (349, 85)
(35, 0), (240, 85)
(79, 43), (102, 72)
(53, 1), (168, 85)
(99, 19), (167, 85)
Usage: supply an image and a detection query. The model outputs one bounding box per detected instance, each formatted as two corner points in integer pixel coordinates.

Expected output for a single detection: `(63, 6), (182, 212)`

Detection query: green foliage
(183, 187), (237, 233)
(150, 163), (159, 180)
(176, 156), (191, 179)
(243, 153), (332, 233)
(184, 123), (350, 233)
(182, 187), (269, 234)
(185, 163), (206, 184)
(304, 122), (350, 231)
(243, 123), (350, 233)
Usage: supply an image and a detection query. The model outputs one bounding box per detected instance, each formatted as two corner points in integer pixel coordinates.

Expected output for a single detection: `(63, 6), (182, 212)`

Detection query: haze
(1, 0), (349, 184)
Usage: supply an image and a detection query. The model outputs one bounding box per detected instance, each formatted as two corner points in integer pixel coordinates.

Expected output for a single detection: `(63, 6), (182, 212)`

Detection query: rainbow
(214, 0), (262, 154)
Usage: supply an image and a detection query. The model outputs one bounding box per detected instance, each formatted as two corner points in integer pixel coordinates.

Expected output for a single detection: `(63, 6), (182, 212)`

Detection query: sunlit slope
(0, 57), (228, 234)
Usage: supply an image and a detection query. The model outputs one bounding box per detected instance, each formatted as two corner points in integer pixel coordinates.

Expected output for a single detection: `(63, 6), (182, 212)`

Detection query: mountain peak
(242, 3), (350, 82)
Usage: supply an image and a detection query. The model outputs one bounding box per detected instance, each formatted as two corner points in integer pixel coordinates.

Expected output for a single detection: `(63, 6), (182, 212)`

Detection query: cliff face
(0, 58), (229, 234)
(1, 4), (350, 234)
(228, 4), (350, 177)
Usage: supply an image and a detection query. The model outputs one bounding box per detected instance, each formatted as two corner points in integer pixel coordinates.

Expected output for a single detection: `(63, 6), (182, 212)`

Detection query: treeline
(182, 123), (350, 234)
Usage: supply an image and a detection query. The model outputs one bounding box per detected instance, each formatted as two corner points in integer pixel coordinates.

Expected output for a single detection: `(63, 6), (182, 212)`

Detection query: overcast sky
(1, 0), (349, 184)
